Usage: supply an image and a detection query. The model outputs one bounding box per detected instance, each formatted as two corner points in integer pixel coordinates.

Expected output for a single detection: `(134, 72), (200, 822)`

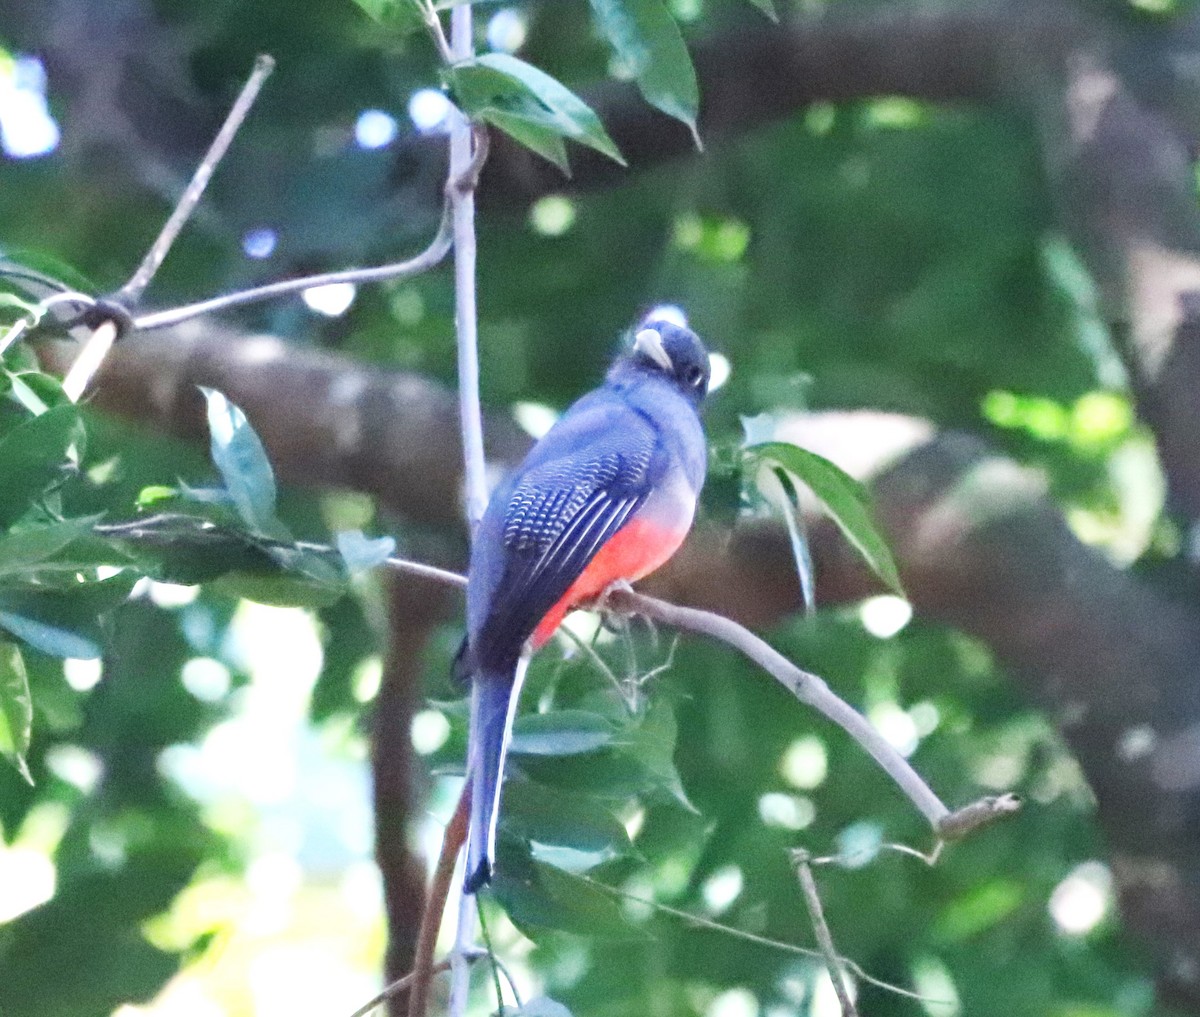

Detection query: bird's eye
(685, 366), (705, 388)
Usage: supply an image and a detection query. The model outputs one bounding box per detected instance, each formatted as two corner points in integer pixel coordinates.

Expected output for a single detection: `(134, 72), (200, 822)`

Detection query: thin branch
(576, 873), (941, 1005)
(93, 528), (1009, 842)
(446, 1), (488, 1013)
(602, 585), (951, 829)
(409, 784), (471, 1017)
(115, 55), (275, 307)
(387, 555), (468, 590)
(347, 961), (451, 1017)
(793, 850), (858, 1017)
(449, 80), (489, 527)
(418, 0), (454, 64)
(131, 201), (454, 331)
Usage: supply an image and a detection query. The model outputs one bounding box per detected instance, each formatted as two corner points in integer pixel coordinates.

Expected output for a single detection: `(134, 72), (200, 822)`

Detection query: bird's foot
(595, 578), (637, 616)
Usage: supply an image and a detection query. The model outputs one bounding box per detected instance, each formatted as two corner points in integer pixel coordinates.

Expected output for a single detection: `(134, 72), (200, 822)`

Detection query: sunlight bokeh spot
(757, 792), (816, 831)
(303, 282), (356, 317)
(859, 595), (912, 638)
(701, 864), (743, 915)
(779, 735), (827, 789)
(1050, 861), (1111, 936)
(63, 656), (102, 691)
(411, 708), (451, 755)
(707, 987), (758, 1017)
(354, 109), (398, 150)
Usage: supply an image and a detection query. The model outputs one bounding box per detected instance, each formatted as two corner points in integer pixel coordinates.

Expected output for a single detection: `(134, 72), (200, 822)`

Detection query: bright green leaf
(200, 387), (287, 538)
(746, 440), (905, 596)
(136, 485), (177, 507)
(451, 53), (625, 169)
(0, 640), (32, 783)
(588, 0), (700, 143)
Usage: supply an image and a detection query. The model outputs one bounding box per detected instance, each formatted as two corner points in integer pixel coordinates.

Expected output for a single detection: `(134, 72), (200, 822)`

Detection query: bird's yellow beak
(634, 327), (673, 371)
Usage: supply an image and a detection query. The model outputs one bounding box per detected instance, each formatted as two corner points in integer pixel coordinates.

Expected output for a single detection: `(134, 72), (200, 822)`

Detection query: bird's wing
(473, 417), (657, 662)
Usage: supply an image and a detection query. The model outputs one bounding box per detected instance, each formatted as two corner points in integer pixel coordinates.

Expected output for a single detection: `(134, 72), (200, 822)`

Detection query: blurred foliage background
(2, 0), (1200, 1015)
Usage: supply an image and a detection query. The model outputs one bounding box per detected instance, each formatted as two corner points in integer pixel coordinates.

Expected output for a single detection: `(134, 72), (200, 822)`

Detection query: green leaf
(211, 572), (345, 608)
(0, 595), (102, 659)
(510, 710), (616, 756)
(200, 387), (287, 538)
(588, 0), (700, 143)
(751, 464), (815, 613)
(0, 641), (32, 783)
(477, 110), (570, 174)
(0, 248), (97, 302)
(502, 779), (632, 856)
(746, 440), (905, 597)
(5, 369), (70, 416)
(335, 530), (397, 577)
(0, 403), (84, 527)
(450, 53), (625, 169)
(0, 575), (136, 659)
(491, 846), (636, 938)
(627, 697), (695, 811)
(347, 0), (424, 29)
(0, 518), (97, 580)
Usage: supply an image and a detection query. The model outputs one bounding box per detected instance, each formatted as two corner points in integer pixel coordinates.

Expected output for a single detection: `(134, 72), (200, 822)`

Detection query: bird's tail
(464, 654), (529, 894)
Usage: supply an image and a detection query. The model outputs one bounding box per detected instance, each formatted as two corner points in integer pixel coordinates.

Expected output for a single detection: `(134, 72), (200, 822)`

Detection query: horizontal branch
(371, 559), (973, 835)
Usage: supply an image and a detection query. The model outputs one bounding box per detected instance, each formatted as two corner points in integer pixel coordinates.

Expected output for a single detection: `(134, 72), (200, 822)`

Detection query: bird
(458, 317), (712, 893)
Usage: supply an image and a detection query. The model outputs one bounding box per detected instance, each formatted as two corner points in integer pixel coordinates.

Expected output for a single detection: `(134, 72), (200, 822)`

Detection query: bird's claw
(595, 578), (637, 616)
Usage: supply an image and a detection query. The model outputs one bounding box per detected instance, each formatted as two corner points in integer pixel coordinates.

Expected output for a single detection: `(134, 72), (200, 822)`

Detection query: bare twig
(409, 784), (471, 1017)
(131, 201), (454, 331)
(793, 850), (858, 1017)
(449, 61), (489, 528)
(937, 792), (1022, 841)
(602, 585), (951, 829)
(576, 873), (942, 1005)
(115, 55), (275, 307)
(347, 961), (451, 1017)
(386, 555), (468, 590)
(417, 0), (454, 64)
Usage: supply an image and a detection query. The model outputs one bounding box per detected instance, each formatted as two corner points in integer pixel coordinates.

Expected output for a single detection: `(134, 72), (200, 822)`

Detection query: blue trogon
(458, 318), (711, 893)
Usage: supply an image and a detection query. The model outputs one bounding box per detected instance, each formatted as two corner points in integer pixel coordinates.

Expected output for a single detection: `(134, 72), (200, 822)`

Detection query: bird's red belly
(530, 517), (686, 648)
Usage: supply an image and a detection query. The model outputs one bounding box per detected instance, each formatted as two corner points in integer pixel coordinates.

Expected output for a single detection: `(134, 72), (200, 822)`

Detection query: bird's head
(614, 318), (711, 405)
